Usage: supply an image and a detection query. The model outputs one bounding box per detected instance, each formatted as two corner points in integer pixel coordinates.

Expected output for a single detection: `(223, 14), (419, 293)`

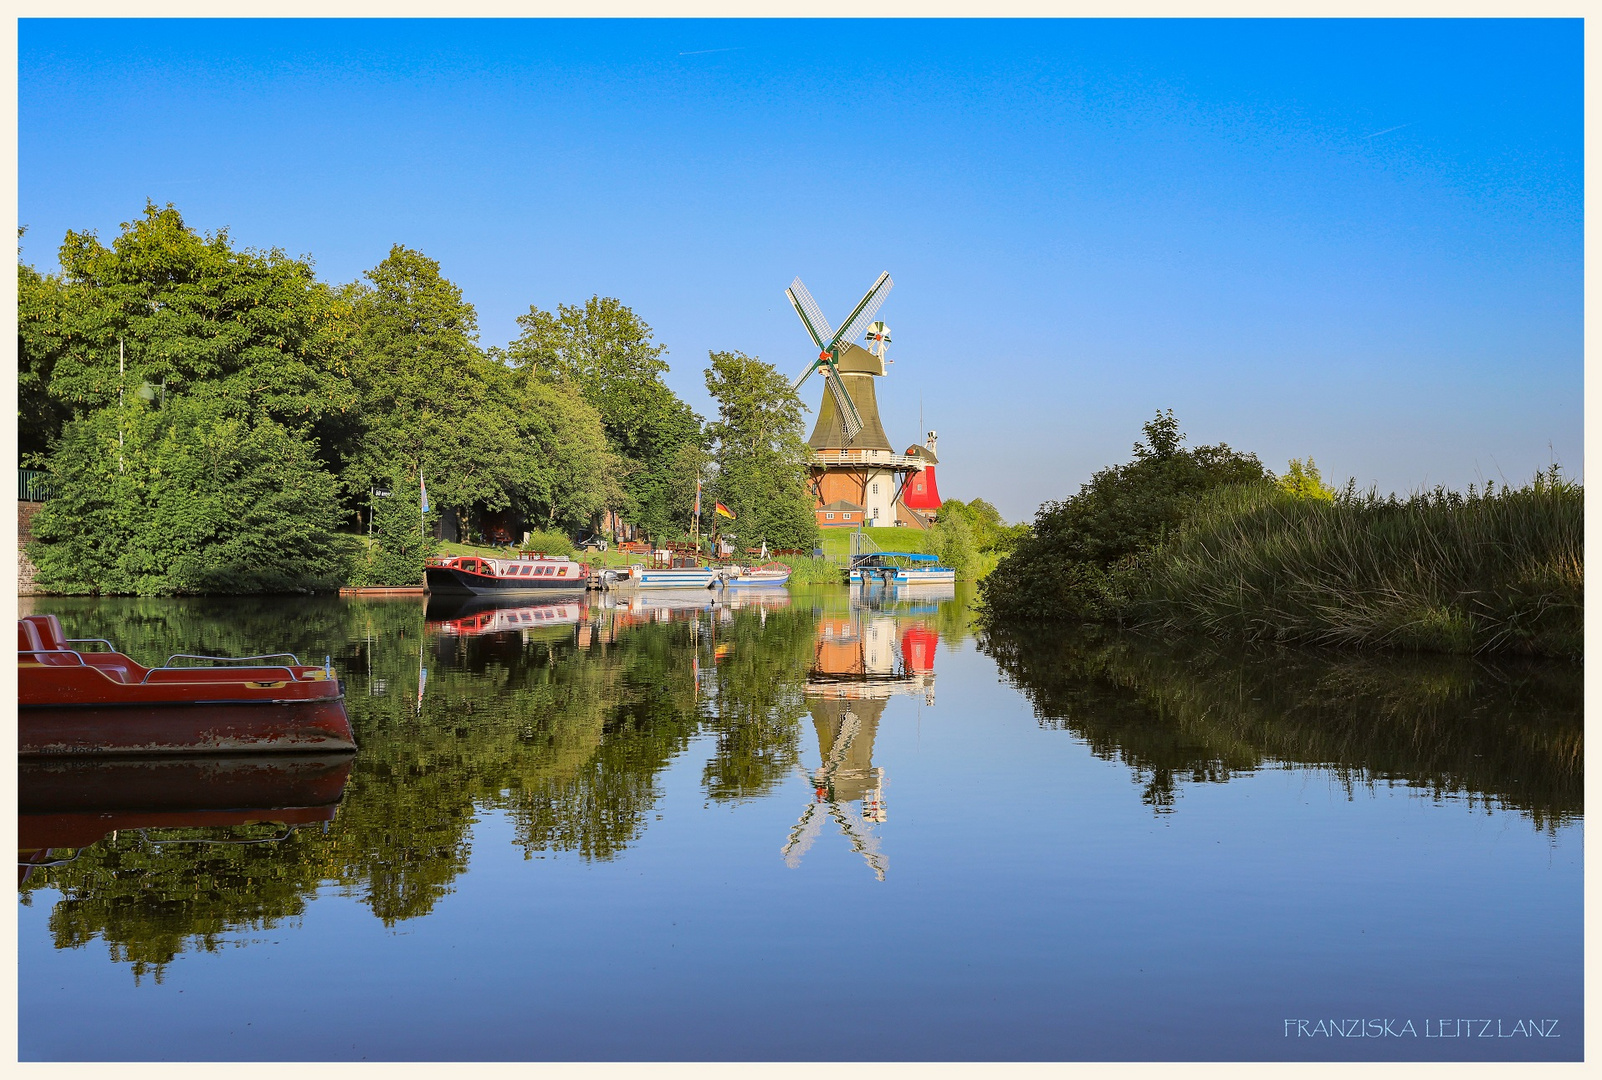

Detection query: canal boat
(18, 615), (355, 756)
(425, 552), (589, 595)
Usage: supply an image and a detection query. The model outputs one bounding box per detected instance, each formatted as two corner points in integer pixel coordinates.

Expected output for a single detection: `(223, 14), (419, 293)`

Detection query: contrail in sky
(1365, 123), (1412, 139)
(679, 46), (744, 55)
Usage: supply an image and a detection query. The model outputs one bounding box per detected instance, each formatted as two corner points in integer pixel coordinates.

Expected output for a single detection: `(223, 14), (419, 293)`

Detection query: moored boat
(717, 564), (792, 587)
(425, 552), (589, 596)
(631, 564), (719, 589)
(848, 552), (956, 586)
(18, 615), (355, 756)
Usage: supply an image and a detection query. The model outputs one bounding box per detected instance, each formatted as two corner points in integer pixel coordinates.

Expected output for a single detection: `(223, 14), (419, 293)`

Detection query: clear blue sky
(19, 19), (1582, 521)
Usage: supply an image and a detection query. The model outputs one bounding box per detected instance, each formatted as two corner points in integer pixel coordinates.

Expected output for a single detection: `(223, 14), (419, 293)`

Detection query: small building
(816, 499), (867, 528)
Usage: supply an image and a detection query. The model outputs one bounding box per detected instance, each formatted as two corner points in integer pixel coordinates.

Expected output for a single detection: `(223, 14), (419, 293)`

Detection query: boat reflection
(19, 753), (355, 885)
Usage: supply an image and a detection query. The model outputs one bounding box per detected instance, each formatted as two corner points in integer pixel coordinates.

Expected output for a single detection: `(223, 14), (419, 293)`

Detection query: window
(825, 512), (835, 520)
(844, 513), (853, 520)
(872, 483), (879, 494)
(558, 567), (569, 577)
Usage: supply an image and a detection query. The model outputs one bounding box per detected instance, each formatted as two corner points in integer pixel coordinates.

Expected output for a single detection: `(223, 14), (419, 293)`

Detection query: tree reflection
(980, 625), (1582, 828)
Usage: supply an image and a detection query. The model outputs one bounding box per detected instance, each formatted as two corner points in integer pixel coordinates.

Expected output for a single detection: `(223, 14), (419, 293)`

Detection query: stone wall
(18, 501), (42, 595)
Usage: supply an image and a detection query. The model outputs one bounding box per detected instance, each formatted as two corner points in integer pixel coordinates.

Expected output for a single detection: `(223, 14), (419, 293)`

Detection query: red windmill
(897, 430), (942, 525)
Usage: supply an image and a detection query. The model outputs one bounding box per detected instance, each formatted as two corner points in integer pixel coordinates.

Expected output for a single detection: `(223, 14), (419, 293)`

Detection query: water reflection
(980, 625), (1583, 827)
(16, 585), (1580, 982)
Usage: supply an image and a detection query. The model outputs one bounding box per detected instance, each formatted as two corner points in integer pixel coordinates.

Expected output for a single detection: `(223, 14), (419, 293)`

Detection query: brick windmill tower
(786, 272), (930, 529)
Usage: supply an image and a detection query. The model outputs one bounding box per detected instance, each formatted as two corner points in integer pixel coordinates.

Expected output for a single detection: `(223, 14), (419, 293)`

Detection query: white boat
(718, 565), (791, 587)
(631, 565), (718, 589)
(845, 560), (954, 583)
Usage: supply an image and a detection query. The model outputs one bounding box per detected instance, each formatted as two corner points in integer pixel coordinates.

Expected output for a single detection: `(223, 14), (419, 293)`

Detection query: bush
(346, 475), (438, 588)
(980, 410), (1267, 621)
(1131, 469), (1582, 658)
(782, 555), (846, 585)
(30, 399), (350, 595)
(521, 528), (576, 557)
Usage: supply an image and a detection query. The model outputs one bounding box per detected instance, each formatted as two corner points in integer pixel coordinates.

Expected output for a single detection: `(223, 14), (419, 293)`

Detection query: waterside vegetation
(981, 412), (1582, 658)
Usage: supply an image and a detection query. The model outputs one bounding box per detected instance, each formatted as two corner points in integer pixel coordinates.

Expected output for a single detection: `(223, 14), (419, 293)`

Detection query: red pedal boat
(18, 615), (355, 756)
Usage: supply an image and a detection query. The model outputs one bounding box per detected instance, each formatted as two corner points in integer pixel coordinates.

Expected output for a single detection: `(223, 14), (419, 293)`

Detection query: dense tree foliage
(18, 207), (675, 592)
(30, 397), (352, 594)
(505, 296), (702, 538)
(980, 411), (1268, 621)
(702, 350), (819, 551)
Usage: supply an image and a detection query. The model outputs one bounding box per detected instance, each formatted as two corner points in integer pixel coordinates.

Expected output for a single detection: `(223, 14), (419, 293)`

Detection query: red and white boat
(18, 615), (355, 756)
(426, 552), (590, 595)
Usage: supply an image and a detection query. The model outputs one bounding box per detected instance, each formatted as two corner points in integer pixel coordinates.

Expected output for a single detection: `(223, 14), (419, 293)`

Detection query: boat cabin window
(557, 567), (568, 577)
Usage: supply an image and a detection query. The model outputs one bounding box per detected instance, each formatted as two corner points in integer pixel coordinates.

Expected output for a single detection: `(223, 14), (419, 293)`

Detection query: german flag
(714, 502), (736, 520)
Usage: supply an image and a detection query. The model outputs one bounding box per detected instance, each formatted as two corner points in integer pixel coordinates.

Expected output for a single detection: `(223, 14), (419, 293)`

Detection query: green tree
(1277, 457), (1336, 501)
(924, 509), (979, 579)
(505, 296), (702, 538)
(38, 202), (357, 433)
(980, 410), (1268, 622)
(343, 246), (526, 535)
(18, 231), (74, 461)
(347, 471), (439, 588)
(30, 396), (352, 595)
(502, 372), (623, 531)
(703, 350), (819, 551)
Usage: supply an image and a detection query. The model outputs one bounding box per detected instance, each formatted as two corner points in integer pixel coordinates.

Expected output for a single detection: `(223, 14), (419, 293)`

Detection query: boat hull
(632, 568), (717, 589)
(19, 698), (356, 757)
(850, 568), (957, 585)
(425, 565), (587, 596)
(721, 571), (791, 587)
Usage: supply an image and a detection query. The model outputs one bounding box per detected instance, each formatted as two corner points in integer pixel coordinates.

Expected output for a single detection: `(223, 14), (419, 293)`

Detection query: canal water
(17, 586), (1582, 1061)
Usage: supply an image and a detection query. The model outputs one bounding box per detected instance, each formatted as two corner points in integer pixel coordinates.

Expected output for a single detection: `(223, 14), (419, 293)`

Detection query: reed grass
(1130, 468), (1582, 658)
(781, 555), (848, 585)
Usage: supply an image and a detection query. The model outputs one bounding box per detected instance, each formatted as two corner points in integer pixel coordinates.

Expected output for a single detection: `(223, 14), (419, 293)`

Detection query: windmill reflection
(783, 600), (939, 881)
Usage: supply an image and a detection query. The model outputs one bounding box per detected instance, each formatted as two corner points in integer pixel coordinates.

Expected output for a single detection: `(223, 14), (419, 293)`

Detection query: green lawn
(817, 526), (930, 561)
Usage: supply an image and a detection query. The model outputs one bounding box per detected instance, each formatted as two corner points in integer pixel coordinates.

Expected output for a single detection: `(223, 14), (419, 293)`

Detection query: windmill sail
(823, 365), (865, 440)
(832, 272), (893, 350)
(785, 278), (834, 349)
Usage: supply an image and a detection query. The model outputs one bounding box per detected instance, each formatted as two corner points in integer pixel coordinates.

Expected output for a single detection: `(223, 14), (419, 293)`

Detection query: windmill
(785, 272), (894, 445)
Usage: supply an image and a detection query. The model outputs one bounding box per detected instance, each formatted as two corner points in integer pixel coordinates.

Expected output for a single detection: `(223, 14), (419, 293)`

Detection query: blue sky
(19, 19), (1582, 520)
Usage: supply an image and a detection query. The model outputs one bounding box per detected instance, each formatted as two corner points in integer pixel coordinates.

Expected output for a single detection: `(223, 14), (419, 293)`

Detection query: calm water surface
(18, 586), (1582, 1061)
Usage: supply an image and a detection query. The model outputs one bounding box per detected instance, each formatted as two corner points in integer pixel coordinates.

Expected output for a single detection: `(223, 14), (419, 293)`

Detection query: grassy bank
(1130, 471), (1582, 658)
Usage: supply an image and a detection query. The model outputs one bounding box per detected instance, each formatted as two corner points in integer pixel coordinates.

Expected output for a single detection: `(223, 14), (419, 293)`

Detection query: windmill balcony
(810, 449), (925, 470)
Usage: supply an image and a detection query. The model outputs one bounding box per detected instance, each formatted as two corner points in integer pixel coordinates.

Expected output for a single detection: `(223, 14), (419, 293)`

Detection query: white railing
(810, 449), (927, 469)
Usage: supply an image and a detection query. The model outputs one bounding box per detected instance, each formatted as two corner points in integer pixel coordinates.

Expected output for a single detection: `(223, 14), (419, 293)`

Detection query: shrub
(1131, 468), (1582, 658)
(980, 410), (1267, 621)
(521, 528), (576, 557)
(30, 399), (350, 595)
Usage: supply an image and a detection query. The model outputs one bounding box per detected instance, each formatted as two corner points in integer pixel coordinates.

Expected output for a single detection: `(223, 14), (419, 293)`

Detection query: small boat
(717, 564), (792, 588)
(18, 615), (355, 756)
(848, 551), (957, 586)
(425, 552), (589, 596)
(631, 564), (718, 589)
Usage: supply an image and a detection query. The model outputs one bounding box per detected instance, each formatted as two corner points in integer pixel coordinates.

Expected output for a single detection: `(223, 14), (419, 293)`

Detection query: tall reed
(1130, 468), (1582, 658)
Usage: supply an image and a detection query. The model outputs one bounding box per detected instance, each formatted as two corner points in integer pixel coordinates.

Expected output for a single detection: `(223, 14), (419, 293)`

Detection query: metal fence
(19, 469), (50, 502)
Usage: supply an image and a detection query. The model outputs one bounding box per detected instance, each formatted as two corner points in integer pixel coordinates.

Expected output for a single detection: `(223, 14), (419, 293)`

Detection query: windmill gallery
(783, 271), (943, 531)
